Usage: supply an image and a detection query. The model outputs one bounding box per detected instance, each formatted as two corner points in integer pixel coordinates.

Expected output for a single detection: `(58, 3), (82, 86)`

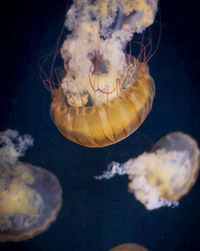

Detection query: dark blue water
(1, 1), (200, 250)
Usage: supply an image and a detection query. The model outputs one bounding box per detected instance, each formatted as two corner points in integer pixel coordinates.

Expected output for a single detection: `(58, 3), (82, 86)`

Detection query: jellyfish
(95, 132), (200, 210)
(109, 243), (149, 251)
(46, 0), (159, 147)
(0, 129), (62, 242)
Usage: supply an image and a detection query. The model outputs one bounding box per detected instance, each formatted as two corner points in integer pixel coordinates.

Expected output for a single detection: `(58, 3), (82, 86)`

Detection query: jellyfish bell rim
(151, 131), (199, 152)
(151, 131), (200, 201)
(0, 161), (63, 242)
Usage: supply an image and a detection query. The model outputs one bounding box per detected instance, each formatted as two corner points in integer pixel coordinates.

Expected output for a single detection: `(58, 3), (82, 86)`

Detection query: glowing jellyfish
(96, 132), (200, 210)
(109, 243), (149, 251)
(0, 130), (62, 242)
(48, 0), (159, 147)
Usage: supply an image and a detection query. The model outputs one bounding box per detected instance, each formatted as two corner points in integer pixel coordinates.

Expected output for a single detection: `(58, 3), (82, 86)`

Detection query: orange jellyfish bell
(49, 0), (158, 147)
(50, 60), (155, 147)
(109, 243), (149, 251)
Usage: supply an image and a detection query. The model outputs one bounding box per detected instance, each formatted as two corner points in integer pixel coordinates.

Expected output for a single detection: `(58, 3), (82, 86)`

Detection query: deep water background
(0, 0), (200, 250)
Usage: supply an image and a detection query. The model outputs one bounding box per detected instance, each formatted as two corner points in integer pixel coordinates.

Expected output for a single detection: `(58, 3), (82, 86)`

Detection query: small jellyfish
(96, 132), (200, 210)
(46, 0), (159, 147)
(0, 129), (62, 242)
(109, 243), (149, 251)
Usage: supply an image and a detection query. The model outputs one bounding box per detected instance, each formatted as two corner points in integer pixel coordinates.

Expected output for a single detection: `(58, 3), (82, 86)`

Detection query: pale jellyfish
(96, 132), (200, 210)
(0, 129), (62, 242)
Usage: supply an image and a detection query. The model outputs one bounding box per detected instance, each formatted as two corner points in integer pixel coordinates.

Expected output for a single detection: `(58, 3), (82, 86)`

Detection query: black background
(0, 1), (200, 250)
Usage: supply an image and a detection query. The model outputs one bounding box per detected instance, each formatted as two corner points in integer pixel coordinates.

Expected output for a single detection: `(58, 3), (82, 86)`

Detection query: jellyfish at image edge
(0, 129), (62, 242)
(109, 243), (149, 251)
(96, 132), (200, 210)
(44, 0), (159, 147)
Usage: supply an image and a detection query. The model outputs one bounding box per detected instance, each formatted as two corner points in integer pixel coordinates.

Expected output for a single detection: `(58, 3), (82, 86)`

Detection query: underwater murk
(1, 0), (200, 251)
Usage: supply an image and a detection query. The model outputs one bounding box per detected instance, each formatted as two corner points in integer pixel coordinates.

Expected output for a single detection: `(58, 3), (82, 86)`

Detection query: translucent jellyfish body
(0, 130), (62, 242)
(96, 132), (200, 210)
(49, 0), (158, 147)
(109, 243), (149, 251)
